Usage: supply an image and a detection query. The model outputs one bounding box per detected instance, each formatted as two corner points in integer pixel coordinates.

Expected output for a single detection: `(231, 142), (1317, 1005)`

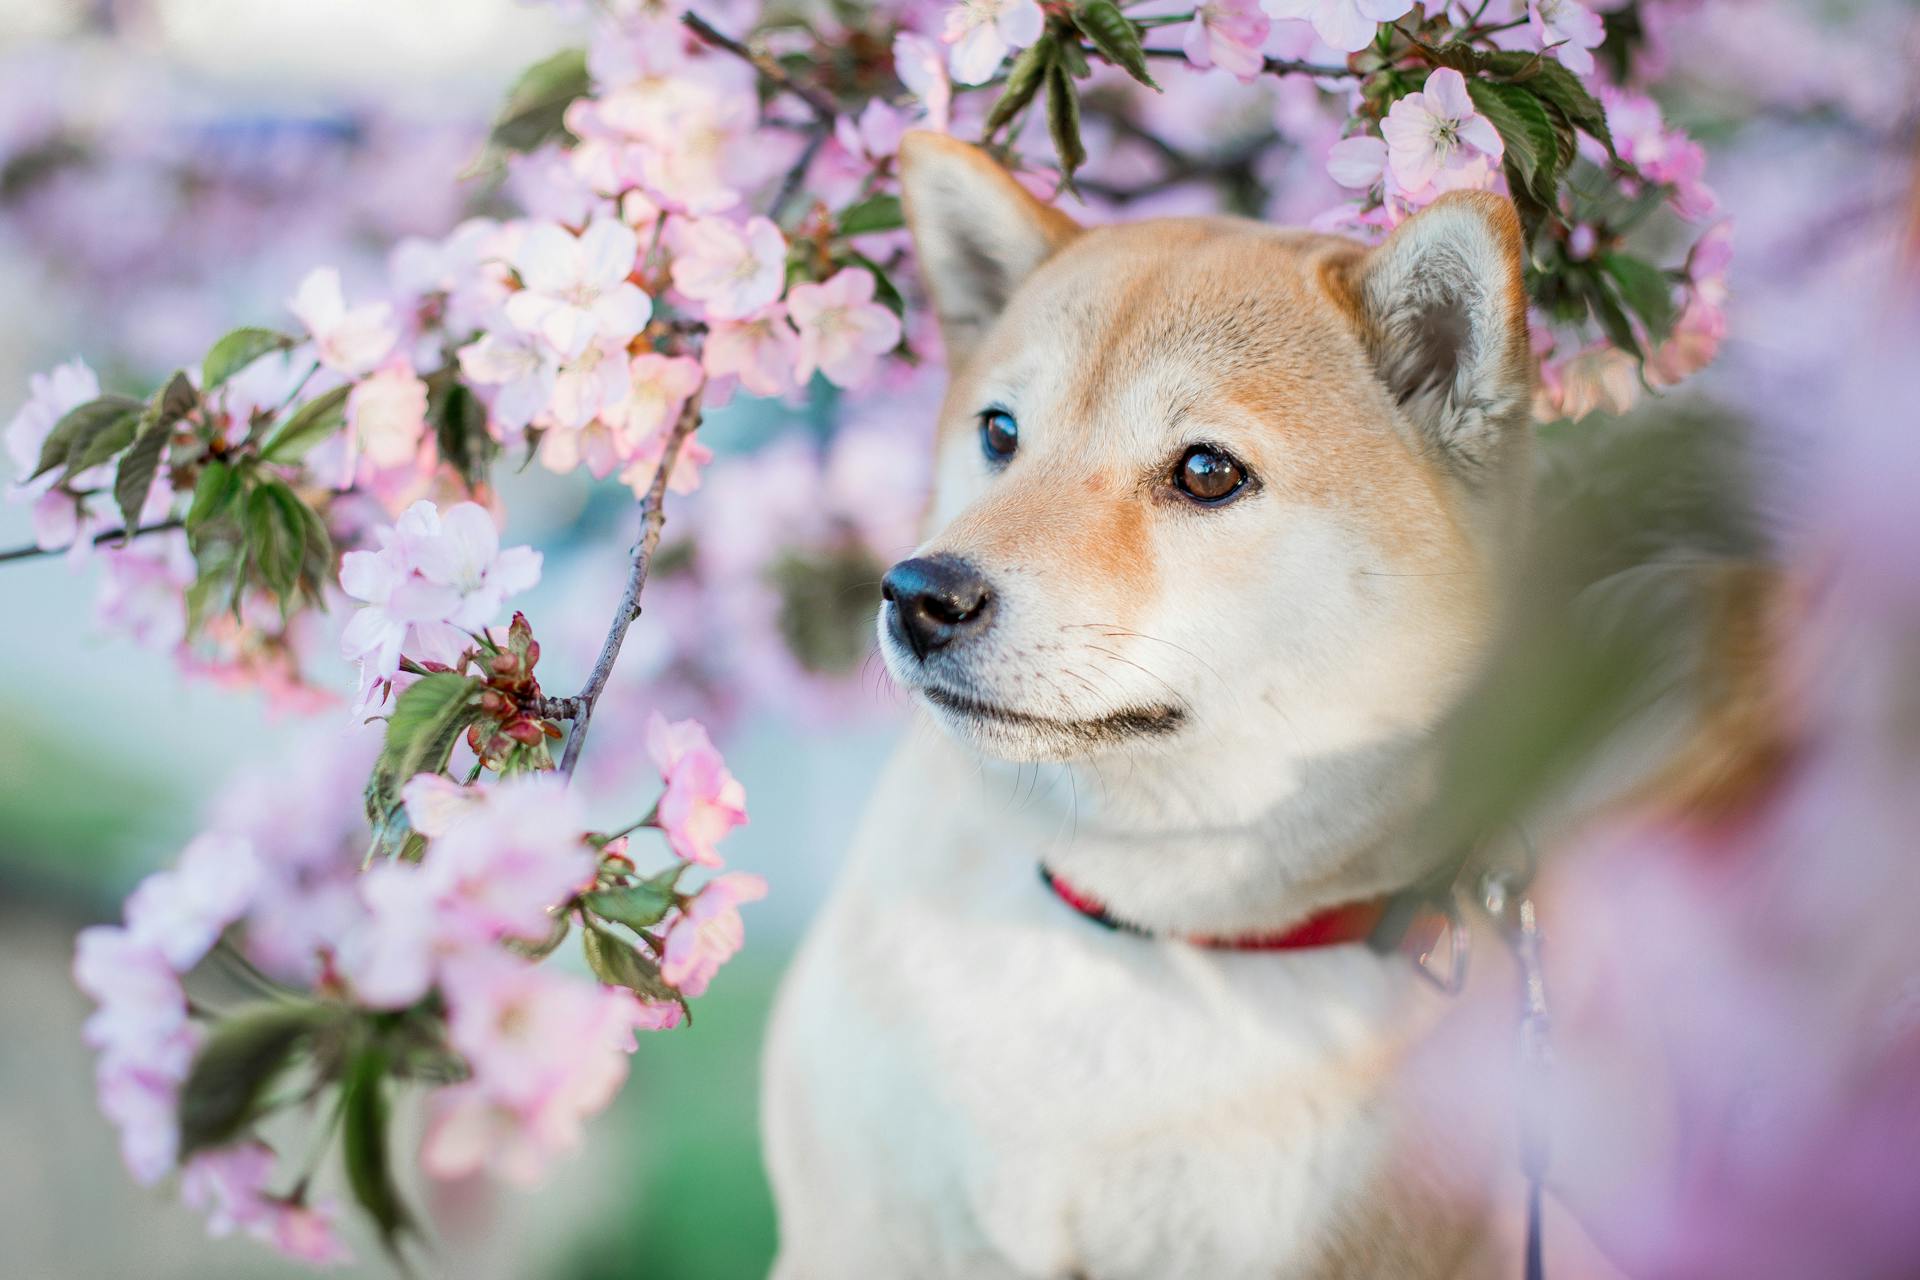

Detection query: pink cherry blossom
(260, 1201), (353, 1266)
(420, 773), (597, 942)
(373, 500), (541, 649)
(180, 1142), (279, 1238)
(5, 357), (101, 547)
(834, 99), (907, 166)
(74, 925), (196, 1184)
(1528, 0), (1605, 75)
(942, 0), (1045, 85)
(667, 215), (787, 322)
(182, 1142), (354, 1262)
(1262, 0), (1411, 55)
(546, 335), (635, 432)
(645, 711), (748, 866)
(703, 305), (800, 398)
(623, 353), (706, 440)
(422, 963), (648, 1185)
(505, 218), (651, 358)
(346, 361), (429, 472)
(893, 32), (953, 132)
(124, 831), (261, 971)
(459, 321), (560, 436)
(401, 771), (485, 837)
(659, 871), (767, 997)
(94, 530), (195, 650)
(1604, 88), (1718, 221)
(787, 267), (903, 389)
(288, 267), (397, 377)
(1327, 134), (1388, 190)
(1183, 0), (1272, 81)
(1380, 68), (1504, 195)
(619, 419), (714, 497)
(440, 950), (612, 1102)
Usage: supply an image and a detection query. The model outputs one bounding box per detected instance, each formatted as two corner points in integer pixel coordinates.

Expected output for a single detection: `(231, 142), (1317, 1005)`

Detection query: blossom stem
(680, 11), (839, 121)
(0, 517), (185, 563)
(771, 124), (831, 226)
(553, 392), (705, 776)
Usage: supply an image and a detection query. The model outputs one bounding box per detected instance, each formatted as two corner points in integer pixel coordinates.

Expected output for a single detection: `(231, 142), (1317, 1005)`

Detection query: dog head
(882, 134), (1532, 825)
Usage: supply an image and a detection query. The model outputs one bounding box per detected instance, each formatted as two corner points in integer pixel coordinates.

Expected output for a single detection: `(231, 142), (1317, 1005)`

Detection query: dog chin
(909, 679), (1187, 764)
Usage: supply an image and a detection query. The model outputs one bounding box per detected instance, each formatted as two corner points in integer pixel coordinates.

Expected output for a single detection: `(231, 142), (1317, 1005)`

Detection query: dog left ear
(1340, 192), (1532, 474)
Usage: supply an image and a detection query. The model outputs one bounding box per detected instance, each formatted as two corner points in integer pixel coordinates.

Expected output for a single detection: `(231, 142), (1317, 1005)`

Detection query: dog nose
(881, 555), (994, 659)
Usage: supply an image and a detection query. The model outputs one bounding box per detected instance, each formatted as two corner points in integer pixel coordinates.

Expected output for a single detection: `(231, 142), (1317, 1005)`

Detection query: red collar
(1039, 865), (1454, 961)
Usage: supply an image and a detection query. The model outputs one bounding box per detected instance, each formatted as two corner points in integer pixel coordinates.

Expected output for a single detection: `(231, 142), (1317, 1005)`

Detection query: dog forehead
(972, 218), (1376, 441)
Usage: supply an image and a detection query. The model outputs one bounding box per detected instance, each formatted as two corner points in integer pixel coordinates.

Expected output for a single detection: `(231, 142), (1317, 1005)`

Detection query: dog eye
(979, 409), (1018, 463)
(1174, 445), (1248, 504)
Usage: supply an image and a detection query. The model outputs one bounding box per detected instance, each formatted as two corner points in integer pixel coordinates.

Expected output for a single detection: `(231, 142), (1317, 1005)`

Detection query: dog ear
(899, 131), (1081, 367)
(1342, 192), (1532, 475)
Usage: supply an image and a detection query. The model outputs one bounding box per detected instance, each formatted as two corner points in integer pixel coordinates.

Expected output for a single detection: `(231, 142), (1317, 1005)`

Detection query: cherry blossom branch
(544, 392), (706, 775)
(680, 11), (839, 121)
(0, 517), (184, 563)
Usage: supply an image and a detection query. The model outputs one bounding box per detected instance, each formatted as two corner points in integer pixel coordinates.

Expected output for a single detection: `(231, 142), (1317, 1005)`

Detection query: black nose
(881, 555), (994, 660)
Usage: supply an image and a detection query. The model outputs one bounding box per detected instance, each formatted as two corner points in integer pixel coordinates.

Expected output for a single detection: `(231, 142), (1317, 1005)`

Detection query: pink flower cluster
(340, 499), (543, 710)
(644, 712), (763, 994)
(73, 831), (354, 1264)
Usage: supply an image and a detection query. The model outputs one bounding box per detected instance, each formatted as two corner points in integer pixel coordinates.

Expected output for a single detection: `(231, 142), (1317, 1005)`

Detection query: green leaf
(246, 481), (306, 606)
(203, 327), (294, 391)
(112, 372), (195, 534)
(1046, 62), (1086, 195)
(113, 416), (172, 534)
(30, 396), (142, 480)
(1076, 1), (1158, 88)
(583, 864), (688, 933)
(1466, 78), (1560, 206)
(340, 1046), (413, 1257)
(186, 460), (244, 531)
(489, 47), (591, 154)
(177, 1003), (331, 1160)
(984, 40), (1052, 134)
(430, 380), (498, 492)
(365, 673), (483, 829)
(1599, 252), (1677, 346)
(1587, 271), (1644, 359)
(1523, 60), (1613, 155)
(292, 491), (336, 595)
(259, 383), (350, 463)
(68, 411), (138, 473)
(836, 193), (904, 238)
(583, 923), (688, 1013)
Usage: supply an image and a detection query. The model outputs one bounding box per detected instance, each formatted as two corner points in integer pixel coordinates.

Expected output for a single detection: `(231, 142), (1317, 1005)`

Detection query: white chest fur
(763, 730), (1484, 1279)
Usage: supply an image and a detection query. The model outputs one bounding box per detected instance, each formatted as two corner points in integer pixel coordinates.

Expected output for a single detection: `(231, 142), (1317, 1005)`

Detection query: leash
(1040, 831), (1555, 1280)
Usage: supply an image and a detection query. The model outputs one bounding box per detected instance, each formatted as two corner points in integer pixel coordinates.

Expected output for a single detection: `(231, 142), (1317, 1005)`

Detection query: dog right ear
(898, 132), (1080, 368)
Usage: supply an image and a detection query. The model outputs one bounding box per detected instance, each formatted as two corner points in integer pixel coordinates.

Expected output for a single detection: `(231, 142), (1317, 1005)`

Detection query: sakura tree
(3, 0), (1739, 1266)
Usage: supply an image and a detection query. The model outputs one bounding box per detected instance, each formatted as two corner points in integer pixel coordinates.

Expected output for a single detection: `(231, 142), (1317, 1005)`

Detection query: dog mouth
(918, 681), (1186, 746)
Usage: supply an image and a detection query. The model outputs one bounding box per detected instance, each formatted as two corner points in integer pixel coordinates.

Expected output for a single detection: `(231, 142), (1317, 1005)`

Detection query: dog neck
(961, 717), (1447, 939)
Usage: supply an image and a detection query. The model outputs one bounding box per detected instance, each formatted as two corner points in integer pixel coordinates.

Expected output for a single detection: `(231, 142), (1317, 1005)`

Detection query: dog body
(765, 134), (1538, 1278)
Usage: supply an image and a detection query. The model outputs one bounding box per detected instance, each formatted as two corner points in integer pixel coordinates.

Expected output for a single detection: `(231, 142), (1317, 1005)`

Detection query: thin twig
(771, 124), (831, 225)
(554, 393), (705, 775)
(0, 517), (184, 563)
(681, 11), (839, 120)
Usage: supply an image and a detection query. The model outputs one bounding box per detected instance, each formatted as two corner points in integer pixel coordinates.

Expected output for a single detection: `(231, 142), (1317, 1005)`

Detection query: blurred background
(0, 0), (1914, 1277)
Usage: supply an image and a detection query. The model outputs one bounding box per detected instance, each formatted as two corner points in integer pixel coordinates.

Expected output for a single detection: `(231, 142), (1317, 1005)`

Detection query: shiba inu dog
(761, 131), (1557, 1279)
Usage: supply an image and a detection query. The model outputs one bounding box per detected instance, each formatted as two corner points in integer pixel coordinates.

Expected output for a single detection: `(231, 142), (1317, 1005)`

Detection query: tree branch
(681, 11), (840, 120)
(551, 394), (705, 775)
(0, 517), (183, 564)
